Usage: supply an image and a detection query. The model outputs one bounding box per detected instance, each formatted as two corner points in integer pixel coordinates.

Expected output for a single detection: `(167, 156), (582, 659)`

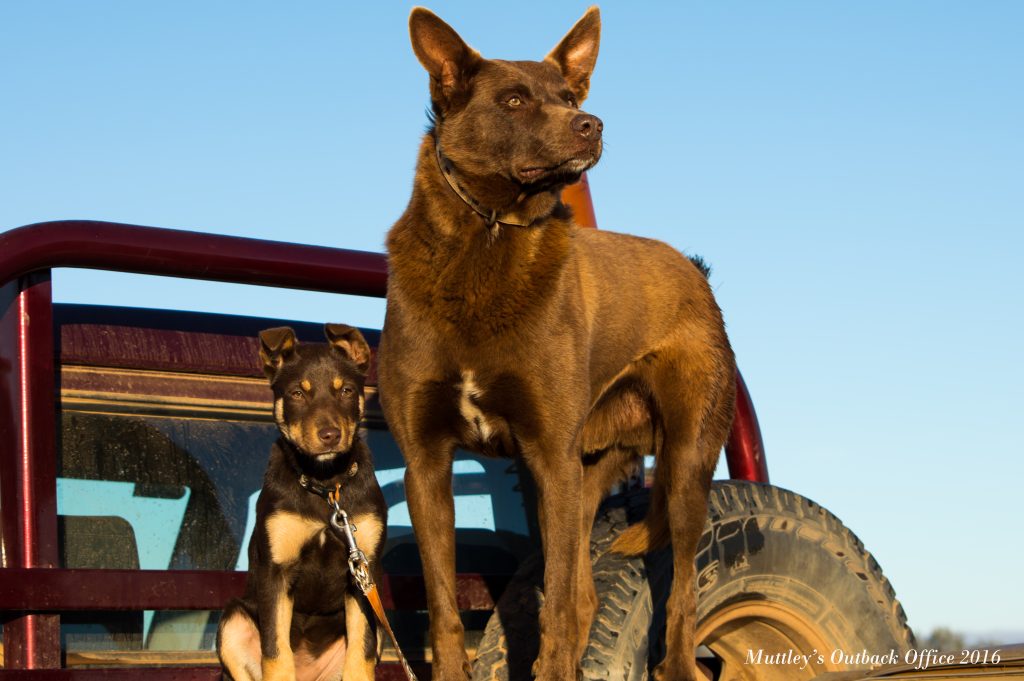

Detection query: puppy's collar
(297, 463), (358, 499)
(434, 142), (534, 228)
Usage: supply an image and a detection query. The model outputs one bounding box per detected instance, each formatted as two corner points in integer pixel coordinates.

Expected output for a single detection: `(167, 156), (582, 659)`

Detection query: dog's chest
(265, 511), (334, 565)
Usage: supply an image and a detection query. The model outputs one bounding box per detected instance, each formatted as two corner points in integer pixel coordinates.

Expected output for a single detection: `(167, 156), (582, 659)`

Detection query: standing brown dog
(378, 7), (735, 681)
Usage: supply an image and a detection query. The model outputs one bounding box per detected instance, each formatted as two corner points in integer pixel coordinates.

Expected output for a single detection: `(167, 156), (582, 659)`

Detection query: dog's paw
(531, 657), (582, 681)
(652, 661), (712, 681)
(261, 656), (297, 681)
(432, 658), (472, 681)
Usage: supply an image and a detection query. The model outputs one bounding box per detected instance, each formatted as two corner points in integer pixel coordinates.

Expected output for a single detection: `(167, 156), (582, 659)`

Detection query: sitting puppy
(218, 324), (386, 681)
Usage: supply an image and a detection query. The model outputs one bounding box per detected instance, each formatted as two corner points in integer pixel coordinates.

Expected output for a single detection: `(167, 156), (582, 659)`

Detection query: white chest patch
(458, 370), (494, 442)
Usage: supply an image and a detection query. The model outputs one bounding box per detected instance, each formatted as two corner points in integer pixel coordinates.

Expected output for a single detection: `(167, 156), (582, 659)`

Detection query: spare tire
(472, 481), (915, 681)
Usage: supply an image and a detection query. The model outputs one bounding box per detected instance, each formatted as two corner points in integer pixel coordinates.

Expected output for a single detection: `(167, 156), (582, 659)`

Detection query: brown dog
(377, 7), (735, 681)
(218, 325), (385, 681)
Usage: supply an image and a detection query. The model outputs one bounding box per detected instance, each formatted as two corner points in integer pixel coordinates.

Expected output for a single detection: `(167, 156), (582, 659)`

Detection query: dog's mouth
(299, 442), (352, 463)
(517, 166), (550, 182)
(291, 443), (347, 460)
(281, 422), (355, 460)
(516, 148), (601, 186)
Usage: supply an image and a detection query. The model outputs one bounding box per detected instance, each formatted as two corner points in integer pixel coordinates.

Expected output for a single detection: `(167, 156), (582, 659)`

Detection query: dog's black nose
(318, 428), (341, 445)
(571, 113), (603, 140)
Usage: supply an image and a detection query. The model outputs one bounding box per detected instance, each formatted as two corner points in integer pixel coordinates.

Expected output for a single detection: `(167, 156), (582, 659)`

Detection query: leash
(299, 475), (419, 681)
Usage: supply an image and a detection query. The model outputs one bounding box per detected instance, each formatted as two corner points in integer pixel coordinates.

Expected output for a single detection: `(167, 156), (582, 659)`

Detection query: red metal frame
(0, 201), (766, 676)
(725, 370), (769, 483)
(0, 568), (506, 614)
(1, 273), (61, 669)
(0, 221), (387, 297)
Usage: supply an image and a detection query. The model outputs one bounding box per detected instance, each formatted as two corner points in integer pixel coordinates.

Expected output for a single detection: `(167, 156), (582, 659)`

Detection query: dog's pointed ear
(259, 327), (297, 379)
(324, 324), (371, 374)
(409, 7), (481, 108)
(545, 6), (601, 103)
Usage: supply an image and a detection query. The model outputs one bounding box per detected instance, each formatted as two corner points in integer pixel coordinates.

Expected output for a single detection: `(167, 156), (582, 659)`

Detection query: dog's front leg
(576, 447), (641, 660)
(256, 566), (295, 681)
(523, 438), (584, 681)
(342, 590), (377, 681)
(405, 447), (469, 680)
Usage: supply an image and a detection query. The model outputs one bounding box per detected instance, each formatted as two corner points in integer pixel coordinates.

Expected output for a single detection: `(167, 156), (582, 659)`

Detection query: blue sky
(3, 2), (1022, 640)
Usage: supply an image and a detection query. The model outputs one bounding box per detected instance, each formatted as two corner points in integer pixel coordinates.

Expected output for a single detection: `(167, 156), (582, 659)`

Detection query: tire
(473, 500), (634, 681)
(472, 481), (915, 681)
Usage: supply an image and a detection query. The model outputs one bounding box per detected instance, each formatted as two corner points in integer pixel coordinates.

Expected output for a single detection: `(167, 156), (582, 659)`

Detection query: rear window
(54, 305), (533, 656)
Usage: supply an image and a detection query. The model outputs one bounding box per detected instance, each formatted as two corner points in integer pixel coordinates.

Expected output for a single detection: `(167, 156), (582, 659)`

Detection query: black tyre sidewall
(474, 482), (914, 680)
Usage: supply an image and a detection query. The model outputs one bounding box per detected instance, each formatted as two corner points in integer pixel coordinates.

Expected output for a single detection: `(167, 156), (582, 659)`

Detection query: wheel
(473, 500), (634, 681)
(472, 481), (915, 681)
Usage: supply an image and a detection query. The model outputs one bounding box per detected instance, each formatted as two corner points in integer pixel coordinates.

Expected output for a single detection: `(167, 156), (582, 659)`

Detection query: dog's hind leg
(653, 442), (715, 681)
(644, 352), (733, 681)
(218, 600), (262, 681)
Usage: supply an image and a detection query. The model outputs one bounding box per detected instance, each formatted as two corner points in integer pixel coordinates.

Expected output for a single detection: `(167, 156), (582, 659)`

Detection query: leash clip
(328, 507), (372, 593)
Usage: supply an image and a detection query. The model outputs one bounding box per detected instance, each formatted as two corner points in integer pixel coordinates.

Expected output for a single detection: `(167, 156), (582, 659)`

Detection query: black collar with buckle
(296, 461), (359, 502)
(297, 474), (336, 500)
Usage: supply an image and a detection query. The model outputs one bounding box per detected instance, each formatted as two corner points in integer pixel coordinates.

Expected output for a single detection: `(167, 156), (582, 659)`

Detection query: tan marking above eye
(333, 377), (343, 390)
(265, 511), (323, 565)
(300, 379), (312, 392)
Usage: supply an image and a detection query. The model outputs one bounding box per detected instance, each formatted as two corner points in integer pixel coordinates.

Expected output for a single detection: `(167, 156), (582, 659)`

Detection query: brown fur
(378, 8), (735, 681)
(217, 325), (386, 681)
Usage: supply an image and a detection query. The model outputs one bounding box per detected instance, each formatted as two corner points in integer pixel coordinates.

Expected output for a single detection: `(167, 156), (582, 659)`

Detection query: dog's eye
(340, 386), (354, 397)
(566, 95), (578, 108)
(506, 95), (523, 108)
(290, 389), (304, 399)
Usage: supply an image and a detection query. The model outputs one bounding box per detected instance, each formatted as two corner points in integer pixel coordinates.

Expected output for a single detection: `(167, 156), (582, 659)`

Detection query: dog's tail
(610, 486), (671, 556)
(688, 254), (712, 279)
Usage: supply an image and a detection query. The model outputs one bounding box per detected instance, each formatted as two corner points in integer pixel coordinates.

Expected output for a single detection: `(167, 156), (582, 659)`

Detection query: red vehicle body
(0, 184), (767, 678)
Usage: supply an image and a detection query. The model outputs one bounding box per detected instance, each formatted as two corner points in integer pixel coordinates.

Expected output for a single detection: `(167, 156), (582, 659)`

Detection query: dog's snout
(318, 427), (341, 445)
(571, 113), (603, 140)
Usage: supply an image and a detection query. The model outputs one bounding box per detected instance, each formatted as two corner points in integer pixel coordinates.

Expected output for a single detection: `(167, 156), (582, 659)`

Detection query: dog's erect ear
(324, 324), (371, 374)
(545, 6), (601, 103)
(409, 7), (481, 108)
(259, 327), (297, 379)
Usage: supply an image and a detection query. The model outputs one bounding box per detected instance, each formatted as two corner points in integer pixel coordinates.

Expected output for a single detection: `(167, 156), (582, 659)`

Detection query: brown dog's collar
(435, 143), (535, 228)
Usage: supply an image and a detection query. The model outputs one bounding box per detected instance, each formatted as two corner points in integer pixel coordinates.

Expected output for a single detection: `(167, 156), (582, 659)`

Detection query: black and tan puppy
(378, 7), (735, 681)
(218, 324), (386, 681)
